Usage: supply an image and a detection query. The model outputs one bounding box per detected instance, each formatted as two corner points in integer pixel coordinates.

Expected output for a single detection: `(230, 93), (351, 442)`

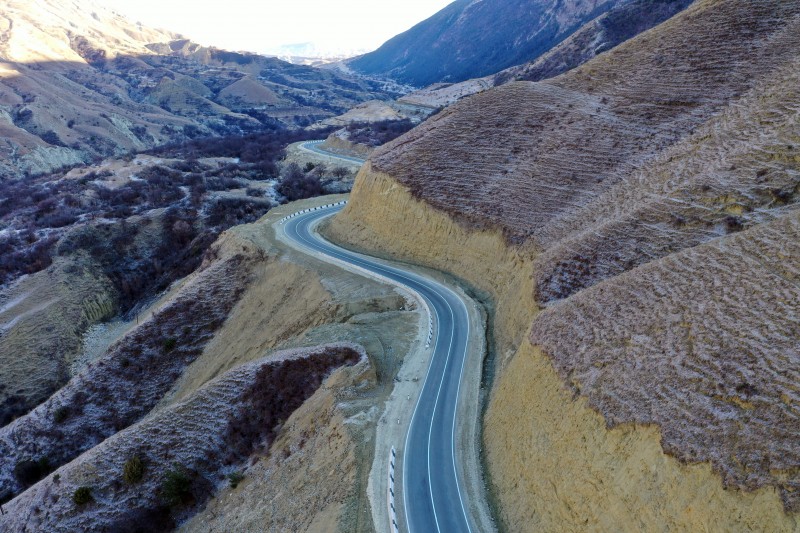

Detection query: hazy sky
(100, 0), (454, 56)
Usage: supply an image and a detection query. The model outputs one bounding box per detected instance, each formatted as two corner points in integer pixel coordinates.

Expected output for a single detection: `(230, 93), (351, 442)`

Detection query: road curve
(278, 202), (476, 532)
(299, 140), (367, 164)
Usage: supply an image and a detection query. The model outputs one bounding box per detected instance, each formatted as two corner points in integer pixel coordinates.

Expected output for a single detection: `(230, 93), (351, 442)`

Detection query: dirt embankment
(328, 1), (800, 529)
(329, 167), (799, 530)
(326, 165), (536, 366)
(179, 346), (371, 533)
(170, 197), (421, 532)
(321, 133), (373, 160)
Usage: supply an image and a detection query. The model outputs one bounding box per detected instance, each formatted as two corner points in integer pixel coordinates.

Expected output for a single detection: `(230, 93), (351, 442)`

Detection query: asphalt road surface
(299, 140), (367, 164)
(280, 203), (475, 532)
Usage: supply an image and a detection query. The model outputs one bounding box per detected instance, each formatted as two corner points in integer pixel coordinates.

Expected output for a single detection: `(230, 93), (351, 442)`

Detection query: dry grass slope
(531, 212), (800, 511)
(331, 0), (800, 527)
(0, 258), (116, 425)
(370, 0), (800, 244)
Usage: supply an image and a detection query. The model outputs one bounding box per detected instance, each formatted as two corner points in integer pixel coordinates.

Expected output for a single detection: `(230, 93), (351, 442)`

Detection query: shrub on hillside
(206, 198), (270, 227)
(160, 466), (193, 507)
(72, 486), (93, 505)
(13, 457), (52, 488)
(123, 456), (145, 484)
(53, 406), (70, 423)
(345, 119), (415, 147)
(227, 471), (245, 489)
(276, 163), (323, 201)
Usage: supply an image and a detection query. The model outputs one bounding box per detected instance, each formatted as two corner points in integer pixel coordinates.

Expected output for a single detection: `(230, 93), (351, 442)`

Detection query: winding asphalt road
(279, 203), (476, 532)
(299, 140), (367, 164)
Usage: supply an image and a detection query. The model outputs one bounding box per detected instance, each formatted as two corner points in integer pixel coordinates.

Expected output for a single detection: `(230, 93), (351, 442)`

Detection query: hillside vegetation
(0, 344), (364, 531)
(1, 195), (423, 529)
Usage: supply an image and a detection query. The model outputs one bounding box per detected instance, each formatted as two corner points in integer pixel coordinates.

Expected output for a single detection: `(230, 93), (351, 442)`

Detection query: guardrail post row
(388, 446), (399, 533)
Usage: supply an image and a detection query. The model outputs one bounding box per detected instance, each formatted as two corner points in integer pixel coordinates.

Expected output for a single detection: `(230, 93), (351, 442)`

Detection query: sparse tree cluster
(345, 119), (415, 147)
(276, 162), (323, 201)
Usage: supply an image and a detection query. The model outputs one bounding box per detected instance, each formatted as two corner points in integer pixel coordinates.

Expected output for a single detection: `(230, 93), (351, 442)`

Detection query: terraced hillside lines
(533, 52), (800, 302)
(370, 0), (800, 244)
(0, 344), (364, 533)
(0, 253), (252, 501)
(334, 0), (800, 527)
(371, 80), (657, 241)
(530, 211), (800, 511)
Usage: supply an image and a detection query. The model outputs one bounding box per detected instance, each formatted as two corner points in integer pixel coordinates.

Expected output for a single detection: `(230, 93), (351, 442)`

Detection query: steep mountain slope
(348, 0), (627, 87)
(329, 0), (800, 528)
(364, 0), (799, 246)
(355, 0), (692, 110)
(494, 0), (694, 83)
(0, 0), (386, 178)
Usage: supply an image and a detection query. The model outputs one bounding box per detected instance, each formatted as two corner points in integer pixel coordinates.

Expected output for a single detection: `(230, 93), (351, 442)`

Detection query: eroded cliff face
(327, 0), (800, 529)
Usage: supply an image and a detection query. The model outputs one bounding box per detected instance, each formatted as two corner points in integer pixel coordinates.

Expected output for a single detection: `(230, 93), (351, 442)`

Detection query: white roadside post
(388, 446), (399, 533)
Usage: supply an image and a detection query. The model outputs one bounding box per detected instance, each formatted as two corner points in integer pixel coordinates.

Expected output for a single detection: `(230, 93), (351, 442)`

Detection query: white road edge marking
(279, 204), (475, 533)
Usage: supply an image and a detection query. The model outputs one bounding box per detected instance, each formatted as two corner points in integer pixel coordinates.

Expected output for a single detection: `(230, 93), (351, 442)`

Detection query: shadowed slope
(349, 0), (626, 87)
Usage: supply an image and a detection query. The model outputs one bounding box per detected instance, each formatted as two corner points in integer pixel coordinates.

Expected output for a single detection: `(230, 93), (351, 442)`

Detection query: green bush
(53, 406), (70, 423)
(161, 467), (192, 507)
(162, 338), (177, 352)
(13, 457), (52, 487)
(123, 455), (145, 484)
(73, 486), (93, 505)
(228, 471), (244, 489)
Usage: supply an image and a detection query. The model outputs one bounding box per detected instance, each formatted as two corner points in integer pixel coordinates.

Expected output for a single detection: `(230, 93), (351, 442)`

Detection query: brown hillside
(0, 344), (364, 532)
(331, 0), (800, 525)
(370, 0), (800, 246)
(0, 0), (387, 178)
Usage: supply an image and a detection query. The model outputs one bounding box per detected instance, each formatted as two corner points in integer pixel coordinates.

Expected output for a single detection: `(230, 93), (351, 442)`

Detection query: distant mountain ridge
(348, 0), (629, 87)
(0, 0), (387, 178)
(495, 0), (694, 84)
